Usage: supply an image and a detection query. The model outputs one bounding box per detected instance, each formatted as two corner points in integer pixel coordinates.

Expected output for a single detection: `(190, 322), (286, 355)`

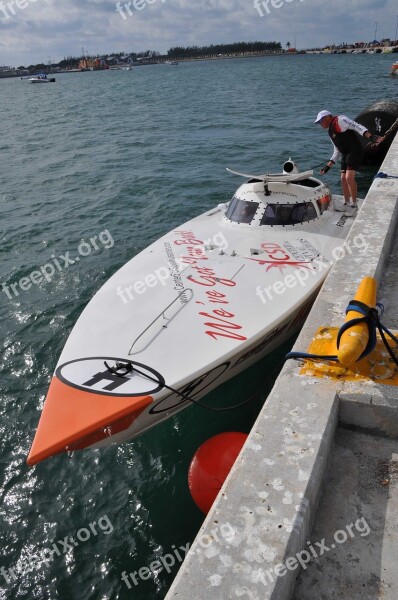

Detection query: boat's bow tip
(26, 449), (47, 467)
(27, 375), (153, 465)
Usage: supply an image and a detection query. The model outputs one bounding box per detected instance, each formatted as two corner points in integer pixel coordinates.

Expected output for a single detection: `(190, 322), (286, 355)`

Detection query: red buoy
(188, 432), (248, 514)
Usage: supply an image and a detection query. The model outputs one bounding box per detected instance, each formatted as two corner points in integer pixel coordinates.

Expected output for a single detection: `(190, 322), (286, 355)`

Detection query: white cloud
(0, 0), (396, 66)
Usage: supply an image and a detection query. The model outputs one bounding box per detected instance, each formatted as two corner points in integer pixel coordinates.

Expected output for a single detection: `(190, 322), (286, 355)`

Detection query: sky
(0, 0), (397, 67)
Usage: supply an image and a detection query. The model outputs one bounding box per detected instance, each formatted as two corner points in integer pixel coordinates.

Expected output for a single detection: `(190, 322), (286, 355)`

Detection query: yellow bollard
(337, 277), (377, 367)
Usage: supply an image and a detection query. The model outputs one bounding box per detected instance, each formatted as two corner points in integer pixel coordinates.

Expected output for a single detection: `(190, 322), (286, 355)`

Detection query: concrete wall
(165, 135), (398, 600)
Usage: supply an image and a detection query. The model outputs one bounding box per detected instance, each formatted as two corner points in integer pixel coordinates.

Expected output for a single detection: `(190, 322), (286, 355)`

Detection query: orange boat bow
(27, 377), (153, 465)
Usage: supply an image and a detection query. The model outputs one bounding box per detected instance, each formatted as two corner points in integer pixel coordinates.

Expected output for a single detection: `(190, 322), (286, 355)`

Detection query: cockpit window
(226, 197), (259, 224)
(260, 202), (317, 226)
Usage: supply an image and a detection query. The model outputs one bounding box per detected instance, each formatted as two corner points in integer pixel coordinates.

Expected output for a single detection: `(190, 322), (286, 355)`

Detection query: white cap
(314, 110), (332, 124)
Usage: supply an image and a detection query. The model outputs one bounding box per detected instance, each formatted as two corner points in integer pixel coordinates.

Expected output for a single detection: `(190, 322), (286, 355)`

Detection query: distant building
(106, 56), (120, 65)
(78, 57), (109, 70)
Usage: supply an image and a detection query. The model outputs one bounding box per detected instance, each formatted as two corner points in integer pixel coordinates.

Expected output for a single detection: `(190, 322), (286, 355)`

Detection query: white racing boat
(28, 161), (361, 465)
(29, 74), (56, 83)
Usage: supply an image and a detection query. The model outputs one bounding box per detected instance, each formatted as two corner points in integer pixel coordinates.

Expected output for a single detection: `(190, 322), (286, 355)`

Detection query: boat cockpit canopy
(261, 202), (318, 225)
(226, 196), (319, 226)
(226, 198), (259, 224)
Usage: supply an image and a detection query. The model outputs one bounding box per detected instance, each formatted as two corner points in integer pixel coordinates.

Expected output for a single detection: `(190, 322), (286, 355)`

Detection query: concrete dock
(165, 135), (398, 600)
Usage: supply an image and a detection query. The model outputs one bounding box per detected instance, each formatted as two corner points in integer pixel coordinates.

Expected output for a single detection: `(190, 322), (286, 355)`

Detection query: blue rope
(285, 301), (398, 368)
(335, 301), (377, 360)
(373, 172), (398, 180)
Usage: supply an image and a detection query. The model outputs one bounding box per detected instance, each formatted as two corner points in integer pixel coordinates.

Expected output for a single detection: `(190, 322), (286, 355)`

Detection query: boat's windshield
(226, 197), (259, 224)
(260, 202), (317, 226)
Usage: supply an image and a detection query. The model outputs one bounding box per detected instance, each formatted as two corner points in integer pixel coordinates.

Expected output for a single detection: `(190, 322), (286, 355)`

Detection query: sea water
(0, 53), (396, 600)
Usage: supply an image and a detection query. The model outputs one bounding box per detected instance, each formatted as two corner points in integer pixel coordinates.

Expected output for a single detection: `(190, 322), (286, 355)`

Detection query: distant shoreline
(0, 51), (295, 78)
(1, 48), (397, 79)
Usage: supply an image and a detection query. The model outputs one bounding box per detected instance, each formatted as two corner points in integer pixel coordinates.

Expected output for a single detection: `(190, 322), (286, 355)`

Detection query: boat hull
(27, 190), (360, 464)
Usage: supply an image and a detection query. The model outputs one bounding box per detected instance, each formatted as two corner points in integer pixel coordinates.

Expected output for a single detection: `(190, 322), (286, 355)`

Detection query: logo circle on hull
(56, 357), (165, 398)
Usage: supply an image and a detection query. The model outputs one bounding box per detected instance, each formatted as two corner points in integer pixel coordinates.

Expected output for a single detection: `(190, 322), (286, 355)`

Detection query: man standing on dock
(314, 111), (383, 216)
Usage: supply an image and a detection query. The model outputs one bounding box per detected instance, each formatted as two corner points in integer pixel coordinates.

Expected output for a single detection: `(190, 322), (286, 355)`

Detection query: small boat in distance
(109, 65), (132, 71)
(165, 60), (178, 65)
(29, 73), (56, 83)
(27, 160), (362, 466)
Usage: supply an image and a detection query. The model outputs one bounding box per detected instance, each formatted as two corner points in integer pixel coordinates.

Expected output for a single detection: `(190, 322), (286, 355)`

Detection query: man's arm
(337, 115), (383, 144)
(320, 142), (339, 175)
(330, 142), (341, 164)
(337, 115), (368, 136)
